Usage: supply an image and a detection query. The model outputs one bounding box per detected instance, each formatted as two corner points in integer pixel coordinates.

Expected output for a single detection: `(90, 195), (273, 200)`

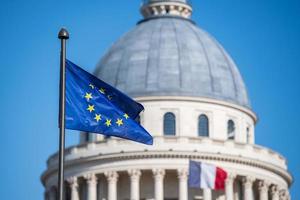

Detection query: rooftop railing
(142, 0), (192, 6)
(46, 136), (287, 169)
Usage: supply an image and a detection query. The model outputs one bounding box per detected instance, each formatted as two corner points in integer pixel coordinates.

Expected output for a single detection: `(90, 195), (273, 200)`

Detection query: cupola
(140, 0), (193, 19)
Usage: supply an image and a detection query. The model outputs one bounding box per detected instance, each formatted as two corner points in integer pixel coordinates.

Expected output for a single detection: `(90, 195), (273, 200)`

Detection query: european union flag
(65, 60), (153, 145)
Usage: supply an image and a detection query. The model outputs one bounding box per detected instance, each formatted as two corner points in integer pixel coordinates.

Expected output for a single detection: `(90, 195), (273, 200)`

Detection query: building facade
(41, 0), (292, 199)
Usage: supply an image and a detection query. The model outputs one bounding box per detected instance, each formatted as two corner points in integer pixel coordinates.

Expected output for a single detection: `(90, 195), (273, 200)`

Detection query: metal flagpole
(58, 28), (69, 200)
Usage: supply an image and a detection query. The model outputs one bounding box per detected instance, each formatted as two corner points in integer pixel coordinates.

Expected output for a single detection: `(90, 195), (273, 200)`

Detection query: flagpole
(58, 28), (69, 200)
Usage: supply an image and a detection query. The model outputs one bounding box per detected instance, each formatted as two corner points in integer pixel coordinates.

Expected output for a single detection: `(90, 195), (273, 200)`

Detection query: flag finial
(58, 28), (69, 39)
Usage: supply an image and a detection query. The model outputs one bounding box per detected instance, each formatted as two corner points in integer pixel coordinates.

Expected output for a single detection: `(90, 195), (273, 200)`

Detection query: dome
(94, 17), (250, 108)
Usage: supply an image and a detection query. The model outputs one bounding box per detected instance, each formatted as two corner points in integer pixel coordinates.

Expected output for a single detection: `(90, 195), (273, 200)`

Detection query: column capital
(258, 180), (270, 193)
(67, 176), (79, 189)
(177, 168), (189, 180)
(270, 185), (279, 195)
(242, 176), (255, 188)
(225, 173), (235, 200)
(47, 186), (57, 200)
(152, 168), (165, 179)
(67, 176), (80, 200)
(225, 173), (236, 184)
(128, 169), (142, 179)
(177, 168), (188, 200)
(84, 173), (98, 185)
(128, 169), (141, 200)
(279, 189), (290, 200)
(105, 171), (119, 182)
(153, 169), (165, 200)
(105, 171), (118, 200)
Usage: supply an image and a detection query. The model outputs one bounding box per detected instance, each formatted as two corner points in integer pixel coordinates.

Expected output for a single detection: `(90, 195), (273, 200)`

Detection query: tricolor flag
(188, 161), (227, 190)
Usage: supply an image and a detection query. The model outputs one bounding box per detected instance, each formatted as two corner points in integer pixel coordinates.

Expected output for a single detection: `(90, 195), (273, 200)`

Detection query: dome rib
(210, 35), (239, 100)
(145, 18), (163, 90)
(144, 20), (157, 90)
(171, 19), (183, 88)
(183, 20), (215, 93)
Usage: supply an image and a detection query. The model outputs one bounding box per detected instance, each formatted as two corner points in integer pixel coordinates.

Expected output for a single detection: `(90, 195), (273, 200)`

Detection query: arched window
(198, 114), (209, 137)
(246, 127), (250, 143)
(164, 112), (176, 136)
(228, 120), (235, 139)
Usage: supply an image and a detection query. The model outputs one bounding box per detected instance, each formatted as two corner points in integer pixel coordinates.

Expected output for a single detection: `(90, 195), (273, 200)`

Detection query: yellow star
(123, 113), (129, 119)
(105, 119), (112, 127)
(94, 114), (101, 122)
(116, 118), (123, 126)
(85, 93), (93, 101)
(89, 84), (95, 89)
(87, 104), (95, 113)
(99, 88), (106, 94)
(107, 95), (113, 100)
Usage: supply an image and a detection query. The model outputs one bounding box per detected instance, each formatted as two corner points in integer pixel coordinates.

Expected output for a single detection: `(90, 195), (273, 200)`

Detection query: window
(246, 127), (250, 143)
(228, 120), (235, 139)
(164, 112), (176, 135)
(198, 114), (209, 137)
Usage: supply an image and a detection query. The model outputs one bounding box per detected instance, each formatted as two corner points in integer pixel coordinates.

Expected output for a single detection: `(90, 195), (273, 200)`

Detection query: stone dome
(94, 16), (250, 108)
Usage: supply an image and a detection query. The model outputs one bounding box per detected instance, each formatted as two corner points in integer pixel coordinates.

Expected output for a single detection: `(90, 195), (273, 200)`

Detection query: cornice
(45, 137), (286, 167)
(41, 150), (292, 186)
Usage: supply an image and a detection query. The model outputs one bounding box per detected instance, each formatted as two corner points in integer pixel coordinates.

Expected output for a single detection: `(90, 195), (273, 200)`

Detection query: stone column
(270, 185), (279, 200)
(152, 169), (165, 200)
(44, 190), (48, 200)
(48, 187), (56, 200)
(258, 180), (269, 200)
(225, 173), (236, 200)
(177, 169), (189, 200)
(242, 176), (255, 200)
(279, 189), (290, 200)
(203, 189), (212, 200)
(84, 174), (98, 200)
(128, 169), (142, 200)
(105, 171), (119, 200)
(67, 177), (80, 200)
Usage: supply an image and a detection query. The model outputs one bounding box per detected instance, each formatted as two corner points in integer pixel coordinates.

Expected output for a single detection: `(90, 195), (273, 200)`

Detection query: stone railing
(140, 0), (193, 19)
(47, 136), (287, 169)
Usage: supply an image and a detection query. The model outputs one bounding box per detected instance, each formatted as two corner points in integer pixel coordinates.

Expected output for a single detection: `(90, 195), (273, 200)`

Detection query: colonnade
(46, 169), (290, 200)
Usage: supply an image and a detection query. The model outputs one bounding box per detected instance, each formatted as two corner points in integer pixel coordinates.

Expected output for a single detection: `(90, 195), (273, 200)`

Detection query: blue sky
(0, 0), (299, 199)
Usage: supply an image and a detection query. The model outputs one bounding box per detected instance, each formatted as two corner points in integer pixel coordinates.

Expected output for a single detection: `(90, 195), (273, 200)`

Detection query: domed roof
(94, 17), (250, 108)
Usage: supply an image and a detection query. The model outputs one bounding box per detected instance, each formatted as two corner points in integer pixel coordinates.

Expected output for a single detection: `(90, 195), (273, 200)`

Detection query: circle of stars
(84, 83), (131, 128)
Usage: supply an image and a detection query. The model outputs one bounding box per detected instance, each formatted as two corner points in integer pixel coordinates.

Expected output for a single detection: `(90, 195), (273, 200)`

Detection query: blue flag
(65, 60), (153, 145)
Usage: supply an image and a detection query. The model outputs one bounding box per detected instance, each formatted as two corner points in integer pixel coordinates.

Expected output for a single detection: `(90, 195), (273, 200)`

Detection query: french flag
(188, 161), (228, 190)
